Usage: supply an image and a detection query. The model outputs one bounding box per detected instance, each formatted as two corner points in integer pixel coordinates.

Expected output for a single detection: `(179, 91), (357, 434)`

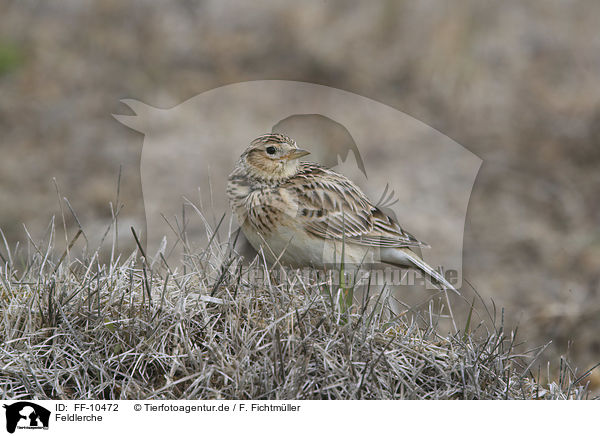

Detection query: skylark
(227, 133), (458, 293)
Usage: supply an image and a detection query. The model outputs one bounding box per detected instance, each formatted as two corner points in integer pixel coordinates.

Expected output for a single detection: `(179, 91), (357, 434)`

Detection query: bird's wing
(285, 163), (426, 248)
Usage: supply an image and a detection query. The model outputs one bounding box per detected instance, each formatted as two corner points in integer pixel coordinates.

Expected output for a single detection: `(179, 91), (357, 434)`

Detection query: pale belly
(241, 221), (374, 268)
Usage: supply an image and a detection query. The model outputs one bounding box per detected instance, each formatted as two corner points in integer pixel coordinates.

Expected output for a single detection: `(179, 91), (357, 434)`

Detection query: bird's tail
(381, 247), (460, 294)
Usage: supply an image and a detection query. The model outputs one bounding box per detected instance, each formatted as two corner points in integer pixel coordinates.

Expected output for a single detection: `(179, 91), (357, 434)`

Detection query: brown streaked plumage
(227, 133), (458, 293)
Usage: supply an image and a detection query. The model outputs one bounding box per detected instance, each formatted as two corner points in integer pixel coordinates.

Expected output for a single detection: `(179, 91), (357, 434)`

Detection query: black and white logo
(3, 402), (50, 434)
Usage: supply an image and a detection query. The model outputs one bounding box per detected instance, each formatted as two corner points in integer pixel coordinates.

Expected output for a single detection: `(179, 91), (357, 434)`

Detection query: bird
(226, 133), (458, 294)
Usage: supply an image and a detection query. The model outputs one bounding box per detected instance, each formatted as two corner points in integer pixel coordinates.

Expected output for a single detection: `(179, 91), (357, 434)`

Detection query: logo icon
(3, 402), (50, 434)
(114, 80), (481, 287)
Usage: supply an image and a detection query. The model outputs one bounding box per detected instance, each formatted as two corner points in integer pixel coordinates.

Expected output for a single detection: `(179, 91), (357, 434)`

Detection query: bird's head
(241, 133), (310, 182)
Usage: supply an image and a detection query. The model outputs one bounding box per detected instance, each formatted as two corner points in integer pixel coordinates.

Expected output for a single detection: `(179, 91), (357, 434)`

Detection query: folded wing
(287, 163), (426, 249)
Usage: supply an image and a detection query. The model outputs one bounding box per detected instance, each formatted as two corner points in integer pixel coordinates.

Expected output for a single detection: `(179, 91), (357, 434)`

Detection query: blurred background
(1, 0), (599, 389)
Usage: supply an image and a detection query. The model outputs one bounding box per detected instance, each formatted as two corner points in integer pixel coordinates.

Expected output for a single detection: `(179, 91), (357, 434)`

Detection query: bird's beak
(283, 148), (310, 160)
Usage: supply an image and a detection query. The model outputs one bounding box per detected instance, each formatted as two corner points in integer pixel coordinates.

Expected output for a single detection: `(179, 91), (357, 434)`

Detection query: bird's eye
(266, 146), (277, 155)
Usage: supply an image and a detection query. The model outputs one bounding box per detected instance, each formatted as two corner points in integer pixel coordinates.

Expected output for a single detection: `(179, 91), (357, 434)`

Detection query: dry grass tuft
(0, 206), (593, 400)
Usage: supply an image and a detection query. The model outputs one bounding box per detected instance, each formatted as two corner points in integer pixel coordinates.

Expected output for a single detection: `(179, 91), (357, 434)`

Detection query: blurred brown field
(1, 1), (599, 391)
